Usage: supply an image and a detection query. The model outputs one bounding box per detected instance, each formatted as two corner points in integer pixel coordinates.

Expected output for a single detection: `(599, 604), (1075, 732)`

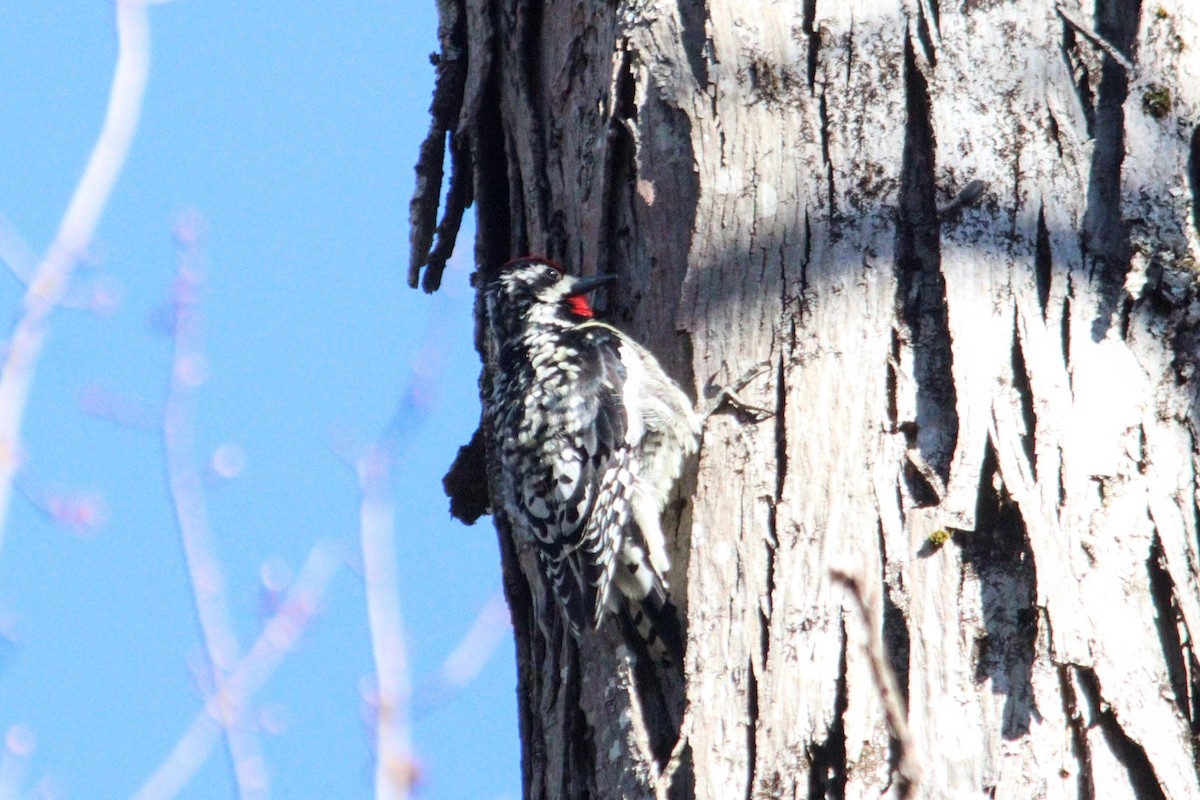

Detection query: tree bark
(411, 0), (1200, 797)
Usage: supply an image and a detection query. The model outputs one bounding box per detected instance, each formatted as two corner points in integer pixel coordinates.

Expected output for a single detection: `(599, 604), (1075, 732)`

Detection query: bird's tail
(624, 583), (685, 667)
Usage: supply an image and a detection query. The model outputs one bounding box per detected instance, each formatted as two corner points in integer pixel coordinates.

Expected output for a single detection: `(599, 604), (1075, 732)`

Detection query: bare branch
(12, 473), (106, 535)
(830, 568), (923, 797)
(129, 542), (343, 800)
(0, 213), (117, 312)
(358, 448), (416, 800)
(0, 725), (36, 799)
(163, 222), (270, 800)
(412, 591), (508, 713)
(77, 383), (159, 432)
(0, 0), (152, 565)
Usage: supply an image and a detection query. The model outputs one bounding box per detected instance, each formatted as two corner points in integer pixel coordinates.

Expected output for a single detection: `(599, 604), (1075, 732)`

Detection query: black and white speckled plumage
(484, 258), (699, 652)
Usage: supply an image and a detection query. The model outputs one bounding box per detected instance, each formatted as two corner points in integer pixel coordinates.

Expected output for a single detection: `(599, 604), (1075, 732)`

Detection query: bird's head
(486, 257), (615, 333)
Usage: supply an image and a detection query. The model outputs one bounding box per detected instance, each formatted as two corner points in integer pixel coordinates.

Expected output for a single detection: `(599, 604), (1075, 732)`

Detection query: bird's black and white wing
(516, 325), (638, 632)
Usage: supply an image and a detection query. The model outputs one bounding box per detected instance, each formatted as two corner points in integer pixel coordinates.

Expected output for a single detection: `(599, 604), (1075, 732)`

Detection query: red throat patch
(566, 295), (595, 318)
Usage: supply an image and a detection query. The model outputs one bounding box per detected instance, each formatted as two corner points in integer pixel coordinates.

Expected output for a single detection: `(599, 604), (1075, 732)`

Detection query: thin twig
(0, 0), (151, 567)
(412, 591), (508, 713)
(830, 568), (923, 797)
(0, 213), (113, 312)
(353, 316), (453, 797)
(429, 590), (507, 689)
(0, 725), (35, 800)
(163, 229), (270, 800)
(359, 448), (414, 800)
(129, 542), (343, 800)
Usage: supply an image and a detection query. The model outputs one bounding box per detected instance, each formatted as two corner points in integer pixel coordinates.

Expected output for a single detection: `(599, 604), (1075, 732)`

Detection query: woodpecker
(484, 257), (700, 660)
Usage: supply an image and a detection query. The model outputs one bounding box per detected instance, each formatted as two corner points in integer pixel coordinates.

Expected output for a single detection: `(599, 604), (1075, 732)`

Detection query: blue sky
(0, 2), (517, 798)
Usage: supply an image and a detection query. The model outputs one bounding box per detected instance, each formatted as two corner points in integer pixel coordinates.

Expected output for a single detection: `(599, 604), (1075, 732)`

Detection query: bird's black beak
(567, 274), (618, 296)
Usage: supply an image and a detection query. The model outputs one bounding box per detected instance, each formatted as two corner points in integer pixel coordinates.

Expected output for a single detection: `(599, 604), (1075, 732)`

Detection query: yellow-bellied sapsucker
(484, 257), (700, 662)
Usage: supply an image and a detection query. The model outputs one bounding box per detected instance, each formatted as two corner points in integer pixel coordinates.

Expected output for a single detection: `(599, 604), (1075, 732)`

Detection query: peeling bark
(411, 0), (1200, 797)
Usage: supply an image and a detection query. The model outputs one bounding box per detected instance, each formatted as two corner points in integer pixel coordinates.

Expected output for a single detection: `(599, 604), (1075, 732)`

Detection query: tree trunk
(411, 0), (1200, 797)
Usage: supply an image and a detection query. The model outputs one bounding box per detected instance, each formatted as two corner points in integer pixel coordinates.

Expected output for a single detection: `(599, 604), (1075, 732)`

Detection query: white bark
(414, 0), (1200, 797)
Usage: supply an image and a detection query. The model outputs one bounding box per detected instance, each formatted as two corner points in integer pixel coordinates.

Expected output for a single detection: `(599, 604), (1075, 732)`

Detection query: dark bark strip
(1061, 290), (1072, 378)
(881, 583), (911, 707)
(817, 92), (835, 217)
(1146, 534), (1197, 742)
(924, 0), (939, 34)
(473, 62), (513, 271)
(965, 441), (1037, 740)
(746, 658), (759, 800)
(766, 352), (785, 667)
(1058, 663), (1097, 800)
(1189, 127), (1200, 241)
(806, 626), (848, 800)
(913, 0), (937, 69)
(676, 0), (709, 92)
(1060, 25), (1097, 139)
(1010, 318), (1038, 481)
(1075, 666), (1168, 800)
(494, 513), (541, 799)
(1082, 0), (1142, 339)
(563, 652), (594, 800)
(597, 46), (635, 287)
(1035, 206), (1052, 317)
(896, 35), (956, 490)
(511, 0), (556, 257)
(504, 128), (530, 257)
(802, 0), (819, 89)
